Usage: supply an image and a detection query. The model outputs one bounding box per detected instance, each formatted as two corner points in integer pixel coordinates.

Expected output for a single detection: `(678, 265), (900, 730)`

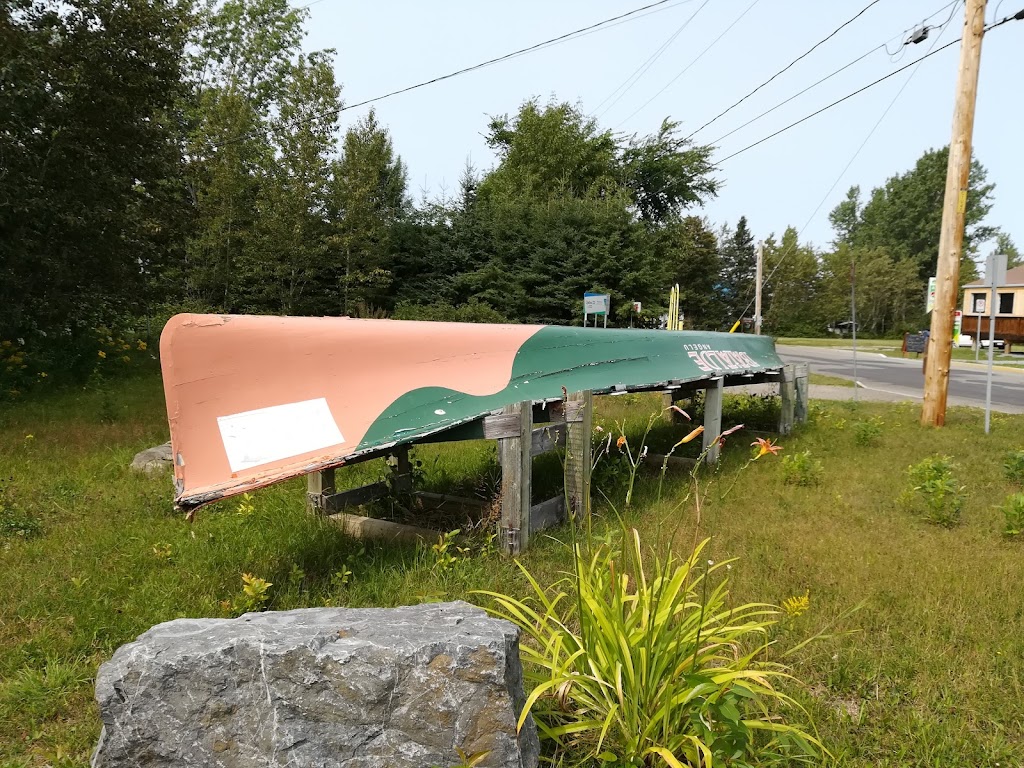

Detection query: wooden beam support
(530, 496), (566, 532)
(702, 378), (723, 464)
(531, 423), (566, 456)
(794, 363), (809, 425)
(564, 390), (593, 520)
(306, 467), (336, 515)
(390, 445), (412, 494)
(499, 400), (532, 556)
(779, 364), (796, 435)
(323, 481), (390, 513)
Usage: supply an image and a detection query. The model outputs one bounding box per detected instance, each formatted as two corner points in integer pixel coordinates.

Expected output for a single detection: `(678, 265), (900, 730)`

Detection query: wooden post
(391, 445), (412, 494)
(306, 467), (335, 515)
(922, 0), (987, 426)
(754, 240), (764, 335)
(499, 400), (532, 556)
(794, 363), (809, 425)
(564, 390), (593, 520)
(702, 377), (723, 464)
(661, 391), (675, 423)
(779, 364), (796, 435)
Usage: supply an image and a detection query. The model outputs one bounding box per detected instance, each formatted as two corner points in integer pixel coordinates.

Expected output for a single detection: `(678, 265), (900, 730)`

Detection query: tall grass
(1, 377), (1023, 766)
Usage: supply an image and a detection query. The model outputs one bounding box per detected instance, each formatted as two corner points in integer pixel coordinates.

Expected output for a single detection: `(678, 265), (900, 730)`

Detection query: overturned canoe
(160, 314), (784, 510)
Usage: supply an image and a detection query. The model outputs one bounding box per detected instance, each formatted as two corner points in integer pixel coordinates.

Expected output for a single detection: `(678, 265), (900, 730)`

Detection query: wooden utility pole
(922, 0), (987, 426)
(754, 240), (764, 335)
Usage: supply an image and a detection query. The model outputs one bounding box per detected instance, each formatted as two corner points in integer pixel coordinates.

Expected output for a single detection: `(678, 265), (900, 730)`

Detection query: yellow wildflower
(782, 590), (810, 618)
(98, 350), (106, 359)
(121, 355), (131, 364)
(137, 340), (147, 351)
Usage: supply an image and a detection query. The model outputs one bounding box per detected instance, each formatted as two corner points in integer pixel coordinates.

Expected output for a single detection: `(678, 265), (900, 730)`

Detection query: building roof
(965, 264), (1024, 288)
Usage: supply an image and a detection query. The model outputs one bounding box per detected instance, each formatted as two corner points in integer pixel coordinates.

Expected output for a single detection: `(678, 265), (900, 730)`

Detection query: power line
(716, 35), (961, 165)
(709, 45), (882, 146)
(685, 0), (884, 140)
(709, 0), (963, 148)
(213, 0), (682, 149)
(615, 0), (760, 128)
(733, 4), (961, 325)
(594, 0), (712, 119)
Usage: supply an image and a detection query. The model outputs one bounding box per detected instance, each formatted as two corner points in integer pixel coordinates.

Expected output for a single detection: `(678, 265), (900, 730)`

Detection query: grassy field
(776, 338), (901, 350)
(2, 375), (1024, 767)
(809, 372), (856, 388)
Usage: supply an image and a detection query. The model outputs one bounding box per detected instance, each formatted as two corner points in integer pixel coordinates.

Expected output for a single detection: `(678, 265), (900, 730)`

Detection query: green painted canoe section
(358, 327), (782, 452)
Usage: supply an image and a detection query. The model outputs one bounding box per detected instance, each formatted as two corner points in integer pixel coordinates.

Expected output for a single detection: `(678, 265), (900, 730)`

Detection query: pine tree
(718, 217), (757, 327)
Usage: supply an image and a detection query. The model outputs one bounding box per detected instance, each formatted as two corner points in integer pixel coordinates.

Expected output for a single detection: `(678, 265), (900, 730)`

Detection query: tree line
(2, 0), (1018, 393)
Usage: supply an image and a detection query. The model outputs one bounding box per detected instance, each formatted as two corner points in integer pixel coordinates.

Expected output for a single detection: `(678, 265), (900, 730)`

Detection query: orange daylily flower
(670, 425), (704, 451)
(616, 435), (628, 449)
(751, 437), (783, 459)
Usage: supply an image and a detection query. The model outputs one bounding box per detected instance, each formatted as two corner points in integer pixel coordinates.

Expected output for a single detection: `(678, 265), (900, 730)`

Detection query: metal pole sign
(926, 276), (937, 313)
(984, 253), (1008, 435)
(583, 292), (610, 328)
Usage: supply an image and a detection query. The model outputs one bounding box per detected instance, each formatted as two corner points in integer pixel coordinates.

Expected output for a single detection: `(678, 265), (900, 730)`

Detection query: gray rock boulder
(129, 441), (172, 474)
(92, 601), (539, 768)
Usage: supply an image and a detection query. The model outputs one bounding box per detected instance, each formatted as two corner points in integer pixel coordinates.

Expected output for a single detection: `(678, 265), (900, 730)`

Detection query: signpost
(926, 276), (937, 313)
(983, 253), (1008, 434)
(583, 292), (609, 328)
(953, 310), (962, 346)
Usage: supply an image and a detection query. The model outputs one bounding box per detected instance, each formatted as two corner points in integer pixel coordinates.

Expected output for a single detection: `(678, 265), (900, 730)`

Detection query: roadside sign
(632, 301), (642, 313)
(953, 310), (962, 344)
(583, 292), (609, 315)
(583, 292), (610, 328)
(926, 277), (937, 312)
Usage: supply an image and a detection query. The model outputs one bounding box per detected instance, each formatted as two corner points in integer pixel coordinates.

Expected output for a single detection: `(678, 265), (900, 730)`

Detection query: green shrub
(781, 450), (823, 487)
(853, 416), (884, 447)
(477, 531), (820, 767)
(904, 456), (965, 528)
(999, 493), (1024, 538)
(1003, 449), (1024, 485)
(724, 394), (779, 432)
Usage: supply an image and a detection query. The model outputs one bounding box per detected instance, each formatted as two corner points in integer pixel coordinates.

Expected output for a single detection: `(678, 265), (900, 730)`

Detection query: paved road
(776, 345), (1024, 414)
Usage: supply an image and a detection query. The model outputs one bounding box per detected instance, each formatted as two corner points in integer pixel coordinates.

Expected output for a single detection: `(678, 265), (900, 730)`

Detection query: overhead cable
(594, 0), (712, 118)
(614, 0), (761, 128)
(213, 0), (683, 148)
(685, 0), (885, 140)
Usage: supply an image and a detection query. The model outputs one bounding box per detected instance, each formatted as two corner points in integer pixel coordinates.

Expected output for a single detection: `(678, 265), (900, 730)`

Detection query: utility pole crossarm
(922, 0), (987, 427)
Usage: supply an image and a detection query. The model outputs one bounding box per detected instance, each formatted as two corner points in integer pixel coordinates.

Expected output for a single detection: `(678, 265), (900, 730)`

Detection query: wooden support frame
(794, 363), (809, 426)
(779, 364), (796, 435)
(564, 390), (593, 520)
(306, 466), (336, 514)
(307, 444), (413, 516)
(702, 377), (724, 464)
(498, 400), (533, 556)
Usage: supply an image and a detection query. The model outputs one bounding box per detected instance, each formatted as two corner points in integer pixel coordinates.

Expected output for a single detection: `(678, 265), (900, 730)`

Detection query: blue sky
(303, 0), (1022, 257)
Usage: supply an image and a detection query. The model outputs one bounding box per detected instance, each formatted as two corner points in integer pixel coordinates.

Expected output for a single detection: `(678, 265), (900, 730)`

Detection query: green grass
(809, 372), (856, 388)
(2, 376), (1024, 766)
(776, 337), (901, 350)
